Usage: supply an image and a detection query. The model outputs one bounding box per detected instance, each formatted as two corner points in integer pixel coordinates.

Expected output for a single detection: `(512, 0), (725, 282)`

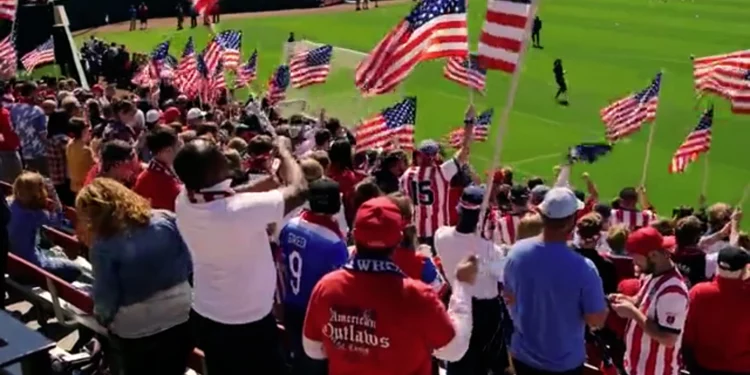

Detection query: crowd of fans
(0, 60), (749, 375)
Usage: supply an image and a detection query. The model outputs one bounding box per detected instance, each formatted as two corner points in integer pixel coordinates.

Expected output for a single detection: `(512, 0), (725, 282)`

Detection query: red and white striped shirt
(493, 213), (524, 246)
(611, 208), (657, 231)
(400, 159), (459, 238)
(623, 268), (689, 375)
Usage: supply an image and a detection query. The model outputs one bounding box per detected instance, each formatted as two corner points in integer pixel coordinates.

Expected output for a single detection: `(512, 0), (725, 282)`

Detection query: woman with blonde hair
(76, 178), (193, 375)
(7, 171), (88, 282)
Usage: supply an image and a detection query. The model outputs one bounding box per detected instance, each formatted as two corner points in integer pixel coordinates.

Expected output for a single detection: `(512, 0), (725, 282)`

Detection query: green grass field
(80, 0), (750, 215)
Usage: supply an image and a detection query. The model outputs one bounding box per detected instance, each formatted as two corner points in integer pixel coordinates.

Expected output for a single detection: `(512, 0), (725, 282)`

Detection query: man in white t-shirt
(173, 137), (308, 375)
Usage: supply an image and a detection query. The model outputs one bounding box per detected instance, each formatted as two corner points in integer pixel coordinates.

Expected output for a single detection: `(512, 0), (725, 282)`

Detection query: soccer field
(82, 0), (750, 215)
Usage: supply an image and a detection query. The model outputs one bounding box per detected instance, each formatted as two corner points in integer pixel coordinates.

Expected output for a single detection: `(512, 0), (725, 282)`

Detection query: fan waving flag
(192, 0), (217, 15)
(445, 108), (493, 148)
(21, 37), (54, 72)
(600, 72), (662, 142)
(693, 50), (750, 114)
(290, 44), (333, 89)
(444, 54), (487, 93)
(0, 0), (17, 21)
(174, 37), (196, 91)
(266, 65), (290, 105)
(356, 97), (417, 151)
(235, 50), (258, 88)
(149, 40), (171, 79)
(477, 0), (534, 73)
(204, 30), (241, 72)
(0, 32), (17, 77)
(355, 0), (468, 95)
(669, 107), (713, 174)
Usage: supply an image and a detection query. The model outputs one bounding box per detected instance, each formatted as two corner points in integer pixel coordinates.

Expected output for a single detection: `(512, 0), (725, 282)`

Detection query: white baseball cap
(145, 109), (161, 124)
(187, 107), (206, 121)
(538, 187), (584, 219)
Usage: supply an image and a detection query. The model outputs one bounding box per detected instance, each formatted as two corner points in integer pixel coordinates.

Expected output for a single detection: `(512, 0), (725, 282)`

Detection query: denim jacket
(90, 210), (192, 324)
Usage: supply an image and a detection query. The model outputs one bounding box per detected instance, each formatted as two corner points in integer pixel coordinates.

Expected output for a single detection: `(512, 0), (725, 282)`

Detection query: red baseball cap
(625, 227), (676, 256)
(353, 197), (404, 249)
(163, 107), (181, 124)
(92, 84), (104, 93)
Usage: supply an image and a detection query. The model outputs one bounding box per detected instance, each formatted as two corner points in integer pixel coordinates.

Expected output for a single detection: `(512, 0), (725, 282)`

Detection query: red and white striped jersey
(493, 212), (524, 246)
(623, 268), (689, 375)
(399, 159), (460, 238)
(611, 209), (657, 231)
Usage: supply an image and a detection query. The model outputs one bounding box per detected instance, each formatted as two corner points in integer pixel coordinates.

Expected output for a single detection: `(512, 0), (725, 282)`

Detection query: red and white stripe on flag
(443, 55), (486, 92)
(693, 50), (750, 114)
(192, 0), (217, 15)
(0, 0), (16, 21)
(477, 0), (533, 73)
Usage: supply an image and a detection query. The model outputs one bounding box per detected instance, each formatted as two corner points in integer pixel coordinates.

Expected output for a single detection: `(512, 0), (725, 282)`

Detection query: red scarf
(148, 159), (179, 180)
(300, 210), (343, 239)
(186, 189), (235, 203)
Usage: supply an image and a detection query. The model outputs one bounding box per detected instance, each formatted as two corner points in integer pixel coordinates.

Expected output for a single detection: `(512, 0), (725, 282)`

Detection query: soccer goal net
(278, 40), (405, 125)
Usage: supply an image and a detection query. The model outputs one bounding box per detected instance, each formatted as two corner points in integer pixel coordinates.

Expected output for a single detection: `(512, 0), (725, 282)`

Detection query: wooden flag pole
(476, 0), (539, 235)
(738, 183), (750, 208)
(639, 70), (664, 188)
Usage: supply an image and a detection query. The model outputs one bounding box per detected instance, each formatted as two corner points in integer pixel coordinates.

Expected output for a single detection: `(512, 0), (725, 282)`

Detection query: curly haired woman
(76, 178), (193, 375)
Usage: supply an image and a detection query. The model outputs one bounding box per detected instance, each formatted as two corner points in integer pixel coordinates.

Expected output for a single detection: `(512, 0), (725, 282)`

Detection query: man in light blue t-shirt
(503, 187), (609, 374)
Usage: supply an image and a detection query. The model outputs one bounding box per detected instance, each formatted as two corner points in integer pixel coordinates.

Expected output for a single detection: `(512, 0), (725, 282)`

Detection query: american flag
(443, 54), (486, 92)
(355, 0), (468, 95)
(0, 0), (16, 21)
(355, 97), (417, 151)
(477, 0), (534, 73)
(174, 37), (197, 92)
(445, 108), (493, 148)
(204, 30), (241, 72)
(235, 49), (257, 89)
(0, 32), (16, 77)
(266, 65), (290, 105)
(290, 44), (333, 89)
(184, 53), (210, 100)
(150, 41), (171, 80)
(693, 50), (750, 114)
(668, 107), (713, 174)
(21, 37), (55, 72)
(600, 72), (662, 142)
(192, 0), (217, 15)
(210, 60), (226, 96)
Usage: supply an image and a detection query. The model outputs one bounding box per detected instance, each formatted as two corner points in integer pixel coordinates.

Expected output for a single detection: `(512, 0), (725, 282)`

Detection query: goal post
(278, 40), (405, 126)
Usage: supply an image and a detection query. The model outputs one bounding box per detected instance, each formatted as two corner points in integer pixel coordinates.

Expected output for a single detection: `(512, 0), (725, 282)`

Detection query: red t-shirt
(83, 163), (100, 187)
(0, 107), (19, 151)
(327, 166), (366, 221)
(132, 165), (181, 211)
(304, 269), (455, 375)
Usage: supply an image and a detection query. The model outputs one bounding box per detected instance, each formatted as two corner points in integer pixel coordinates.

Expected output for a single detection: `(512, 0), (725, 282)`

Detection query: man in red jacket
(0, 105), (21, 183)
(133, 126), (181, 211)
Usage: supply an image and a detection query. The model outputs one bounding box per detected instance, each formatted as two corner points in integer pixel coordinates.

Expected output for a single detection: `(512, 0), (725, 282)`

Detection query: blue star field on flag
(406, 0), (466, 30)
(382, 97), (417, 129)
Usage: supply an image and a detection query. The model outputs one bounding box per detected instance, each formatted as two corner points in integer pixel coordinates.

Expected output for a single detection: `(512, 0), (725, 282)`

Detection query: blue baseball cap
(538, 187), (584, 219)
(458, 185), (485, 211)
(418, 139), (440, 156)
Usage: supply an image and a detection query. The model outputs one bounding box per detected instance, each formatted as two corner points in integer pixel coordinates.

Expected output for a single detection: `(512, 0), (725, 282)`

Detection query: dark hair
(329, 139), (353, 171)
(19, 81), (36, 97)
(146, 126), (178, 154)
(68, 118), (88, 139)
(353, 178), (382, 214)
(675, 216), (703, 248)
(247, 135), (274, 156)
(325, 118), (341, 135)
(527, 177), (544, 190)
(196, 123), (219, 137)
(47, 110), (69, 136)
(114, 100), (135, 115)
(314, 129), (332, 147)
(174, 139), (228, 191)
(381, 150), (406, 171)
(577, 213), (603, 239)
(100, 140), (134, 171)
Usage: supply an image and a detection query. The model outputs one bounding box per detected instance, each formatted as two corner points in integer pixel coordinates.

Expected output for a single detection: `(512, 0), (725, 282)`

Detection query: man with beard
(610, 227), (688, 375)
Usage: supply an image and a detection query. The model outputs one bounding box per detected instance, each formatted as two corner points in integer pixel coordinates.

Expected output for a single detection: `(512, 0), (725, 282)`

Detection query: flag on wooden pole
(477, 0), (533, 73)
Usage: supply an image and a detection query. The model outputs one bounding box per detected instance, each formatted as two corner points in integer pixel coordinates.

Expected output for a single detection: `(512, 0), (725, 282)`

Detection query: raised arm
(274, 137), (309, 215)
(581, 172), (599, 203)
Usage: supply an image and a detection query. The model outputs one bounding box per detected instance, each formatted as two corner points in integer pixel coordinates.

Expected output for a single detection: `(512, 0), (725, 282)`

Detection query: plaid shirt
(46, 134), (69, 185)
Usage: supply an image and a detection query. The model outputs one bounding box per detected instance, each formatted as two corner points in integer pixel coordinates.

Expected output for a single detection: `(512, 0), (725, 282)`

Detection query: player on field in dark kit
(532, 16), (542, 48)
(554, 59), (569, 105)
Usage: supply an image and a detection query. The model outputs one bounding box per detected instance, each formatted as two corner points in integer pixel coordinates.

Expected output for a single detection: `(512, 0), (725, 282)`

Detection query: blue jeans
(284, 305), (327, 375)
(37, 248), (82, 282)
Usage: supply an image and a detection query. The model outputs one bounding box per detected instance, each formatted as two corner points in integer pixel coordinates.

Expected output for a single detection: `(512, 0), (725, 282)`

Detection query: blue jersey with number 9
(279, 216), (349, 309)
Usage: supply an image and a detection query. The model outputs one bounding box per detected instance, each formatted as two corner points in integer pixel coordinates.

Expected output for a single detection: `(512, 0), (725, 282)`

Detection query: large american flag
(445, 108), (493, 148)
(290, 44), (333, 89)
(174, 37), (196, 91)
(204, 30), (241, 72)
(192, 0), (217, 15)
(235, 49), (257, 89)
(477, 0), (534, 73)
(266, 65), (290, 105)
(0, 32), (17, 77)
(355, 97), (416, 151)
(184, 53), (210, 100)
(21, 37), (55, 72)
(693, 50), (750, 114)
(0, 0), (16, 21)
(600, 72), (662, 142)
(355, 0), (467, 95)
(443, 54), (486, 92)
(669, 107), (713, 174)
(131, 41), (170, 88)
